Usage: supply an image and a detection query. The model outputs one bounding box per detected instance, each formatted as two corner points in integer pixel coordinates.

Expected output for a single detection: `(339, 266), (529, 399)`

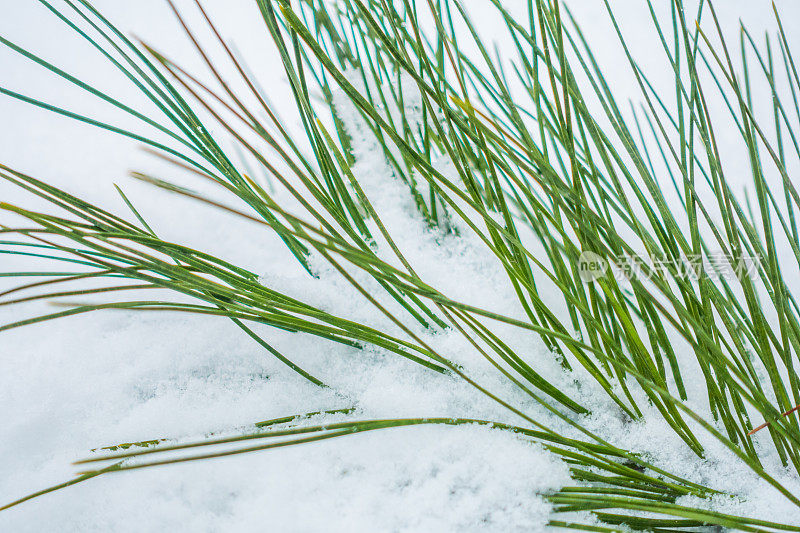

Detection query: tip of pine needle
(748, 402), (800, 436)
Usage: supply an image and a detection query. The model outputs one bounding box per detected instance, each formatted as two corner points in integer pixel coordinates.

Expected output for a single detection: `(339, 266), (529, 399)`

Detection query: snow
(2, 0), (800, 531)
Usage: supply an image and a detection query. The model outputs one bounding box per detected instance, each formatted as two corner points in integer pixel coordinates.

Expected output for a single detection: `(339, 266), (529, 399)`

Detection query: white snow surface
(2, 1), (800, 531)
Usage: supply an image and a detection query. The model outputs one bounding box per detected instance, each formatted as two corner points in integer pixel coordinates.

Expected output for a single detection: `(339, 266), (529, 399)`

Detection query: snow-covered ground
(2, 1), (800, 531)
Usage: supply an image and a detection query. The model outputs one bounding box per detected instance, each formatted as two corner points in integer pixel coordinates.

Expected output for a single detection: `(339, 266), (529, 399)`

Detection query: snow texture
(1, 1), (800, 531)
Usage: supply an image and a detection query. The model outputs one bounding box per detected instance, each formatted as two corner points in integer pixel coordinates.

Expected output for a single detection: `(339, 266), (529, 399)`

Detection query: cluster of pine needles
(3, 0), (800, 529)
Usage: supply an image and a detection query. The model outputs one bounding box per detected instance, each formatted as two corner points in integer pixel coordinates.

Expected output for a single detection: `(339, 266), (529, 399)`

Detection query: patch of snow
(2, 1), (800, 531)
